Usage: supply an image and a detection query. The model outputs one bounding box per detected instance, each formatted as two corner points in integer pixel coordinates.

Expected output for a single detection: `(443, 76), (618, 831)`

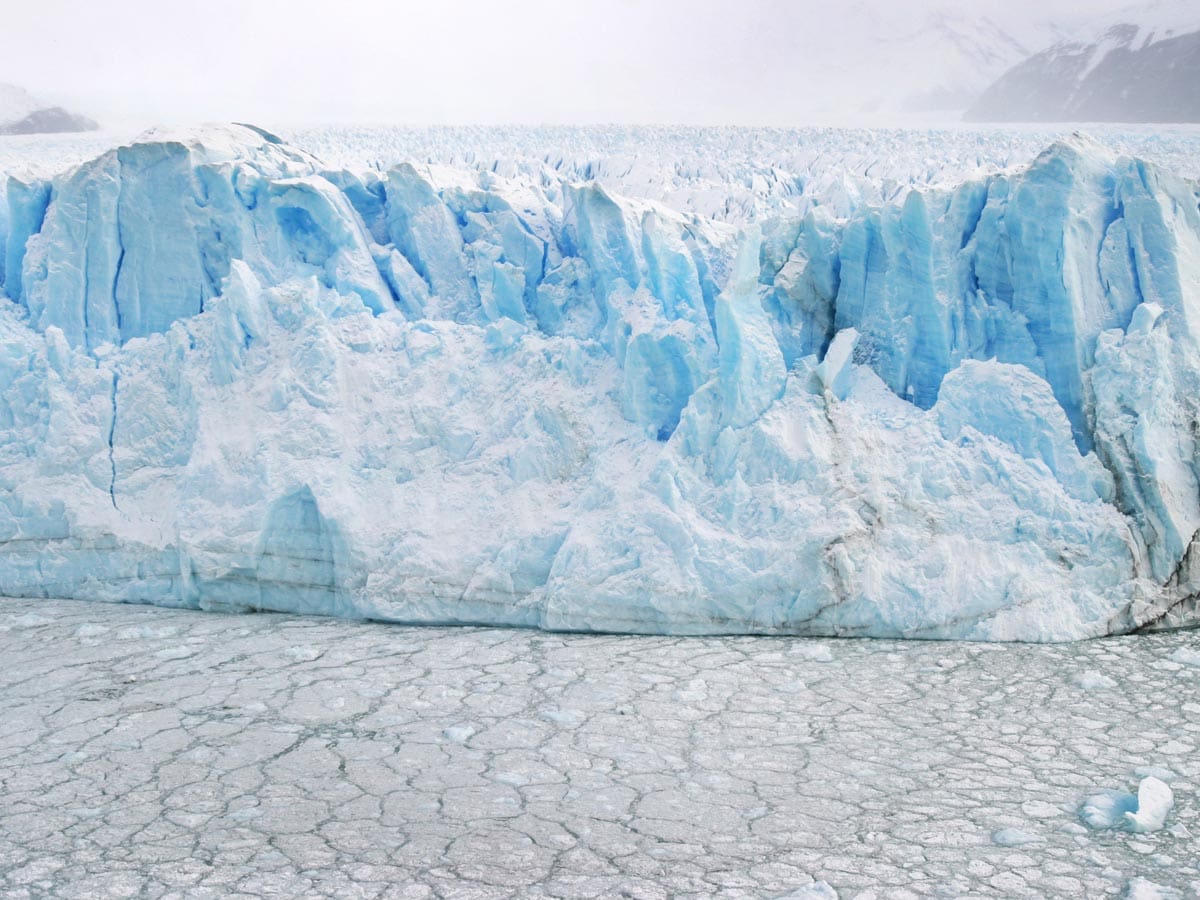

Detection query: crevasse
(2, 124), (1199, 640)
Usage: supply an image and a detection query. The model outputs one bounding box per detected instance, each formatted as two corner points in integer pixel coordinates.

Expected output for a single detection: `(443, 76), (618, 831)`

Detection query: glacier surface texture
(2, 124), (1200, 640)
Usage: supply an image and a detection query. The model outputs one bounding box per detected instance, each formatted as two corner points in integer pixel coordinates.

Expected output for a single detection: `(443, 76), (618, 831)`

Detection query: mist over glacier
(0, 0), (1159, 128)
(1, 123), (1199, 640)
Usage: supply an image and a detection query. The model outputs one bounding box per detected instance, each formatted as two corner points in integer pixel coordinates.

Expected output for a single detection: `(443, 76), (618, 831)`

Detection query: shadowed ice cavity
(2, 125), (1200, 638)
(193, 486), (359, 617)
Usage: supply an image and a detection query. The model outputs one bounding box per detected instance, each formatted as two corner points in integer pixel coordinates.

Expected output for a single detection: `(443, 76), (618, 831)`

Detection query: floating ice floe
(1080, 776), (1174, 833)
(1124, 876), (1183, 900)
(1169, 647), (1200, 667)
(991, 827), (1044, 846)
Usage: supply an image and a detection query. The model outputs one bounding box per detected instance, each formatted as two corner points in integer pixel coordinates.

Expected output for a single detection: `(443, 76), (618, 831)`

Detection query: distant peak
(0, 82), (99, 135)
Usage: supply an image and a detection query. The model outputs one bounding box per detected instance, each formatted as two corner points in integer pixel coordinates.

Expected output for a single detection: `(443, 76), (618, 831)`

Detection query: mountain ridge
(965, 1), (1200, 122)
(0, 82), (98, 135)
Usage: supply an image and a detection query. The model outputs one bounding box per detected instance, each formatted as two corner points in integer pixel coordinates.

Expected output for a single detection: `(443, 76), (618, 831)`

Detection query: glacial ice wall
(2, 124), (1199, 640)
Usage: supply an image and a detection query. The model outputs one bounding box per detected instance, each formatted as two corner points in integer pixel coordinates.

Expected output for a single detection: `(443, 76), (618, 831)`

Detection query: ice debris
(991, 827), (1044, 846)
(1074, 671), (1119, 691)
(777, 883), (838, 900)
(1080, 776), (1174, 832)
(1170, 647), (1200, 667)
(1124, 877), (1183, 900)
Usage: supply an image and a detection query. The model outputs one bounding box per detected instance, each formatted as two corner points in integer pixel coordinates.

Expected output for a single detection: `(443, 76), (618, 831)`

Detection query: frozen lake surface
(1, 599), (1199, 898)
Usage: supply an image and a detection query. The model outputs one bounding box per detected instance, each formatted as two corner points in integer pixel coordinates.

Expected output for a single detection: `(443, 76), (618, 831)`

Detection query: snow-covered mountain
(0, 82), (97, 135)
(835, 6), (1060, 118)
(965, 0), (1200, 122)
(889, 11), (1037, 113)
(729, 2), (1062, 123)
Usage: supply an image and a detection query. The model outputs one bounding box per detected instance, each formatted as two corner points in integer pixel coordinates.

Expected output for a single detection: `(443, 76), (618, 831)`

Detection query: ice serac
(13, 125), (392, 350)
(831, 135), (1200, 618)
(2, 125), (1200, 640)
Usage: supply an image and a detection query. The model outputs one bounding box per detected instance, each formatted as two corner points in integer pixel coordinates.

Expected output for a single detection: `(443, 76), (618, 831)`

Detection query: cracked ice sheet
(1, 599), (1199, 900)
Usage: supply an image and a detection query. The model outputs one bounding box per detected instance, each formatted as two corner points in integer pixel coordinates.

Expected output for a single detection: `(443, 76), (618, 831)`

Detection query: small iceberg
(1080, 776), (1173, 833)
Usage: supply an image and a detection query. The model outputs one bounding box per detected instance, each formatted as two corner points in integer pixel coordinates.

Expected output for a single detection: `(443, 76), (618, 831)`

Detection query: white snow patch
(1124, 877), (1183, 900)
(790, 643), (835, 663)
(992, 827), (1043, 846)
(442, 724), (477, 744)
(777, 883), (838, 900)
(1133, 765), (1175, 782)
(282, 645), (324, 662)
(1074, 670), (1118, 690)
(1169, 647), (1200, 668)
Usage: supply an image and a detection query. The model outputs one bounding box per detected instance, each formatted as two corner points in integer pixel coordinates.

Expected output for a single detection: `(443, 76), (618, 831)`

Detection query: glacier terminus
(2, 123), (1200, 641)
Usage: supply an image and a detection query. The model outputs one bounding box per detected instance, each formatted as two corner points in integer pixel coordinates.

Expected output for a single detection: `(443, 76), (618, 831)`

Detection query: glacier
(2, 123), (1200, 640)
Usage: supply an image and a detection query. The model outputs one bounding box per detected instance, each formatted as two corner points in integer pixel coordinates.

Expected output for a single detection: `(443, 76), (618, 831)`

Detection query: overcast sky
(3, 0), (1150, 127)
